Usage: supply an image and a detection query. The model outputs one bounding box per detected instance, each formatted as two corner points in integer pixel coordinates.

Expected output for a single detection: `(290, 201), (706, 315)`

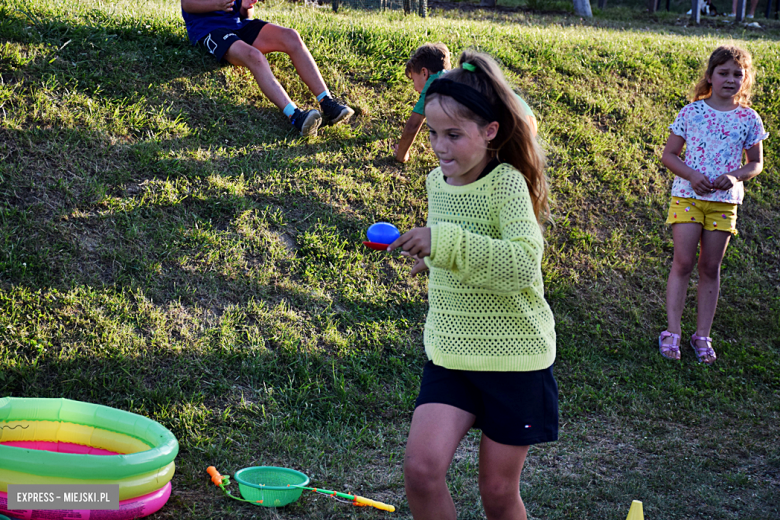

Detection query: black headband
(425, 78), (497, 123)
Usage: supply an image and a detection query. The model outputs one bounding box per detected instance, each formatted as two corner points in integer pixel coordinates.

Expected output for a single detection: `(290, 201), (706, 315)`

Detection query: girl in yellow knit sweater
(388, 50), (557, 520)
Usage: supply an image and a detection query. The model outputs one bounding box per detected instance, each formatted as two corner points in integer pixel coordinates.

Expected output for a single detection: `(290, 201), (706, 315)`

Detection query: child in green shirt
(393, 43), (452, 163)
(394, 43), (538, 163)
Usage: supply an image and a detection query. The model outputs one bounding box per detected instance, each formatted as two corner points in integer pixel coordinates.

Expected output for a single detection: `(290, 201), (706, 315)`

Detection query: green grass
(1, 0), (778, 518)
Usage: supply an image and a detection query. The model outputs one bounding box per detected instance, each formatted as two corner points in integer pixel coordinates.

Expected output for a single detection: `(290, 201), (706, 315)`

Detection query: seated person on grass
(394, 43), (538, 163)
(181, 0), (354, 136)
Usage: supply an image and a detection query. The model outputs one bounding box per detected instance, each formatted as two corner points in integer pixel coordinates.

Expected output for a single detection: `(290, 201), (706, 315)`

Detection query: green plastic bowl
(233, 466), (310, 507)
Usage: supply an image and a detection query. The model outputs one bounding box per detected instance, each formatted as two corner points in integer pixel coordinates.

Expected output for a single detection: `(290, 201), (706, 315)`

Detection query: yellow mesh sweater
(423, 163), (556, 372)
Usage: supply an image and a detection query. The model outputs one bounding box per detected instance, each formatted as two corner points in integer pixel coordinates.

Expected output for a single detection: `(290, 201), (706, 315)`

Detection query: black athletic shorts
(415, 361), (559, 446)
(197, 19), (268, 63)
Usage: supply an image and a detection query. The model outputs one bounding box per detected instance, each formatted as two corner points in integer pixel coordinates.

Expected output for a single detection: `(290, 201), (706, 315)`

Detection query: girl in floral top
(659, 45), (768, 364)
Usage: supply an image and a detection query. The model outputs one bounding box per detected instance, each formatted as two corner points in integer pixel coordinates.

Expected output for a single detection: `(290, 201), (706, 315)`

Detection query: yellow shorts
(666, 197), (738, 234)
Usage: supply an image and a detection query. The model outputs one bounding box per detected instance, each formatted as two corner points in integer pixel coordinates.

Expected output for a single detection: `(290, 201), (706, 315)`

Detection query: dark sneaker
(319, 96), (355, 126)
(290, 108), (322, 136)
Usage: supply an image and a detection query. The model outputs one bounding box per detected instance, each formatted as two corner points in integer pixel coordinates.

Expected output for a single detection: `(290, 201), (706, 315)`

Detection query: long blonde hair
(424, 50), (549, 223)
(692, 45), (755, 107)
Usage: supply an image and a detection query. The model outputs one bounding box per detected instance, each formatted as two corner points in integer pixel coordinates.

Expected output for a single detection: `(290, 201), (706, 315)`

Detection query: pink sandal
(690, 334), (716, 365)
(658, 331), (681, 360)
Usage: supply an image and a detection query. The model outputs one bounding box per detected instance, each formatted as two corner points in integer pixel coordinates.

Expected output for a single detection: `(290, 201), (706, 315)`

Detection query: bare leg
(404, 403), (475, 520)
(662, 223), (703, 358)
(478, 435), (530, 520)
(251, 24), (328, 98)
(732, 0), (760, 15)
(694, 229), (731, 363)
(223, 40), (292, 110)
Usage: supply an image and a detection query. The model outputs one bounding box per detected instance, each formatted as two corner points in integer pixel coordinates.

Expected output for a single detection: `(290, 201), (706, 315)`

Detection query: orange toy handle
(354, 495), (396, 512)
(207, 466), (225, 486)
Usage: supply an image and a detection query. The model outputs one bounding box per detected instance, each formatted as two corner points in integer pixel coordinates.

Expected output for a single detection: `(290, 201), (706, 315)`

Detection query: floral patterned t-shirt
(669, 100), (768, 204)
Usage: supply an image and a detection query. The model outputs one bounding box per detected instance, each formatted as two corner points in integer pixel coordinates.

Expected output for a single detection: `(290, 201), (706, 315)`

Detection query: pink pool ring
(0, 441), (118, 456)
(0, 482), (171, 520)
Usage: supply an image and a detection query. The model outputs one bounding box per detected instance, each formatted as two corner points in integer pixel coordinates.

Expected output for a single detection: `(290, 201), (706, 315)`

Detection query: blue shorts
(415, 361), (559, 446)
(197, 19), (268, 63)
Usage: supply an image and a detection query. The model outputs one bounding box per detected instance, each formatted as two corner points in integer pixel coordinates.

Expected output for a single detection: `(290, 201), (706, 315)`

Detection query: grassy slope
(0, 0), (778, 518)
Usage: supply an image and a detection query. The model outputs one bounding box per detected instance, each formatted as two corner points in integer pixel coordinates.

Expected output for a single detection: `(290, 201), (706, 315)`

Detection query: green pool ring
(0, 397), (178, 481)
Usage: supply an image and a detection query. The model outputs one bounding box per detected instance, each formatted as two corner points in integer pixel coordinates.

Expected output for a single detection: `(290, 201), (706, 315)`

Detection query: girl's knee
(481, 465), (517, 491)
(404, 454), (445, 491)
(672, 255), (697, 276)
(698, 259), (722, 279)
(479, 477), (517, 500)
(479, 482), (521, 518)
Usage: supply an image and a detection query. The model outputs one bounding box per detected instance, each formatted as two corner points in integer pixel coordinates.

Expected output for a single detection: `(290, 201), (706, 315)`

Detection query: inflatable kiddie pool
(0, 397), (178, 520)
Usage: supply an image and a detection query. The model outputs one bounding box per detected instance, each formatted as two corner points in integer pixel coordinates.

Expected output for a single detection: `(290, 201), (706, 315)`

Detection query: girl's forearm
(429, 222), (543, 293)
(661, 151), (701, 182)
(730, 161), (763, 182)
